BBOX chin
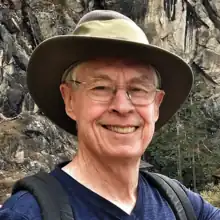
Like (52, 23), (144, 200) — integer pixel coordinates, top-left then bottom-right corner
(104, 144), (144, 159)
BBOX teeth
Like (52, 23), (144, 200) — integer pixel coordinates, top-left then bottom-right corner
(106, 126), (136, 134)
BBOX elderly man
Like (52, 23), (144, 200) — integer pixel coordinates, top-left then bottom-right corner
(0, 10), (220, 220)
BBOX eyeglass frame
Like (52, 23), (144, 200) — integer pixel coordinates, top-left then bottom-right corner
(66, 79), (163, 106)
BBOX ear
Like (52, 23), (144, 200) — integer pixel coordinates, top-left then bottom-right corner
(154, 90), (165, 122)
(60, 83), (77, 120)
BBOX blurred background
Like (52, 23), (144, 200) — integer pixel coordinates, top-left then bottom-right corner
(0, 0), (220, 207)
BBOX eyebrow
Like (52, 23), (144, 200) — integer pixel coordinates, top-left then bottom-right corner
(129, 75), (152, 83)
(87, 73), (152, 83)
(87, 74), (112, 81)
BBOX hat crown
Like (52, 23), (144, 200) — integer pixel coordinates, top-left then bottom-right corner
(76, 10), (135, 27)
(73, 10), (149, 44)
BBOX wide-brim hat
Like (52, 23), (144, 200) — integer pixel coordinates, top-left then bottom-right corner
(27, 10), (193, 135)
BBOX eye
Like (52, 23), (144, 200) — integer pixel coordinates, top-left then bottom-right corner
(130, 87), (144, 92)
(92, 86), (112, 91)
(129, 86), (148, 92)
(94, 86), (107, 90)
(89, 83), (113, 97)
(128, 86), (150, 97)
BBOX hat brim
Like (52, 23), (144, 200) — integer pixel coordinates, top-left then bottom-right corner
(27, 35), (193, 135)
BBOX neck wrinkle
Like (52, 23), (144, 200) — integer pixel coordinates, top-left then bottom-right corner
(62, 147), (140, 214)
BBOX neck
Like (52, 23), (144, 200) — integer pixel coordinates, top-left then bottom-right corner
(62, 146), (141, 214)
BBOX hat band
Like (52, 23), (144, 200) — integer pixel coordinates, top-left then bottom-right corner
(73, 19), (149, 44)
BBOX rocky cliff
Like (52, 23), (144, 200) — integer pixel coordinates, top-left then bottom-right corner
(1, 0), (220, 203)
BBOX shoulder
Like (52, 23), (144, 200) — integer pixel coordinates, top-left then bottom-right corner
(183, 186), (220, 220)
(171, 179), (220, 219)
(0, 190), (42, 220)
(140, 171), (220, 220)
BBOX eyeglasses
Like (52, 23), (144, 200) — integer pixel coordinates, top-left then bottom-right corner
(68, 79), (162, 106)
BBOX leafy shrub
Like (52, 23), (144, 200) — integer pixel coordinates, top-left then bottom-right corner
(201, 184), (220, 208)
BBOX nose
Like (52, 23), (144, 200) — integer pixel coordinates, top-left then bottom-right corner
(108, 89), (135, 115)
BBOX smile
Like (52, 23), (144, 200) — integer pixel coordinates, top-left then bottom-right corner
(102, 125), (138, 134)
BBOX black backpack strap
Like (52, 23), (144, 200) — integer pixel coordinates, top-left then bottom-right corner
(141, 170), (197, 220)
(12, 172), (74, 220)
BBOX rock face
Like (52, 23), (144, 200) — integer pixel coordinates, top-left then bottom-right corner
(0, 112), (77, 202)
(0, 0), (220, 203)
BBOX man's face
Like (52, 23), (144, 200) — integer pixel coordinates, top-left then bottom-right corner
(60, 59), (164, 161)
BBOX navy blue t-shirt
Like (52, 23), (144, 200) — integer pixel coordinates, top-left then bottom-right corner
(0, 167), (220, 220)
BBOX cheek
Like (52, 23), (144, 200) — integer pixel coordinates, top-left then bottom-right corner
(139, 106), (156, 144)
(75, 96), (106, 126)
(140, 106), (156, 124)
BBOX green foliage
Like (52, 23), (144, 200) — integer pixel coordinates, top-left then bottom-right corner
(201, 184), (220, 208)
(146, 74), (220, 191)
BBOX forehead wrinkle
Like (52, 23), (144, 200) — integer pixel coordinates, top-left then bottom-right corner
(133, 65), (159, 87)
(120, 65), (157, 84)
(84, 69), (156, 85)
(76, 63), (114, 81)
(86, 74), (154, 85)
(75, 58), (140, 80)
(128, 75), (154, 84)
(72, 59), (158, 86)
